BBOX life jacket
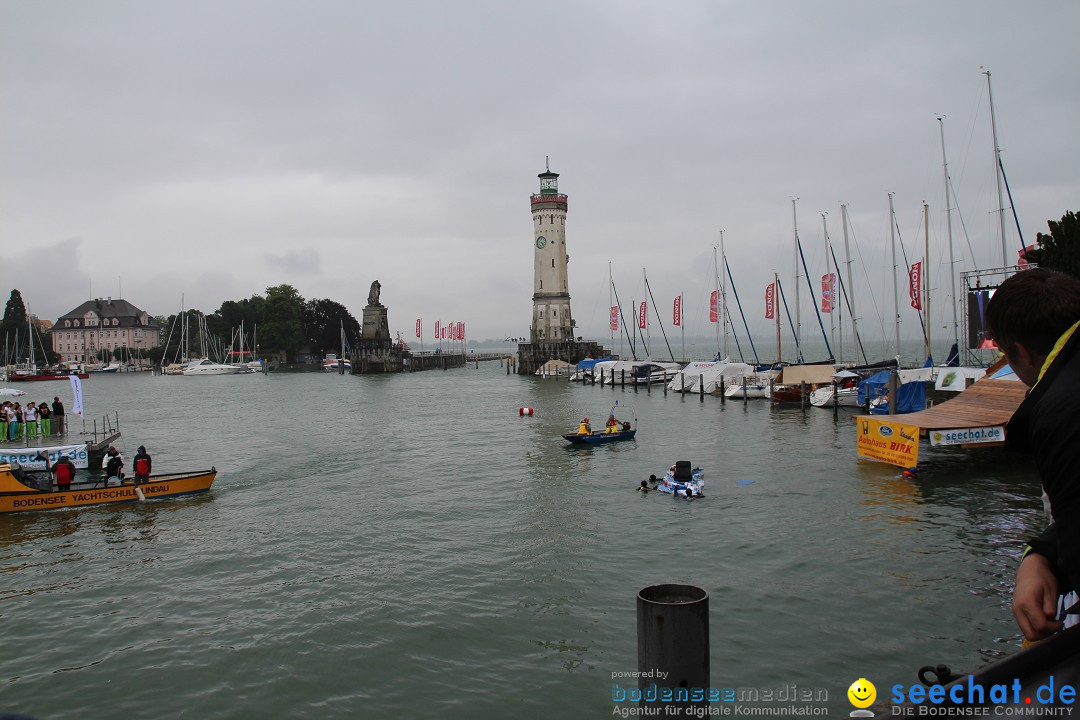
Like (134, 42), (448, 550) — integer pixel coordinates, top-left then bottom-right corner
(135, 457), (150, 475)
(56, 462), (74, 484)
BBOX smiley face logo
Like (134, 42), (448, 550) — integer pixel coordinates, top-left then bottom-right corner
(847, 678), (876, 709)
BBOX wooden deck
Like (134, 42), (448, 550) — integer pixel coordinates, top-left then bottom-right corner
(856, 379), (1028, 430)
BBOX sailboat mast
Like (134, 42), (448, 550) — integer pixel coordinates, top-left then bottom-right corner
(938, 116), (960, 354)
(712, 246), (721, 357)
(984, 69), (1009, 268)
(609, 262), (615, 356)
(924, 201), (931, 359)
(889, 193), (901, 362)
(643, 268), (650, 359)
(841, 203), (864, 364)
(720, 230), (728, 360)
(822, 213), (835, 361)
(792, 199), (801, 362)
(774, 272), (781, 364)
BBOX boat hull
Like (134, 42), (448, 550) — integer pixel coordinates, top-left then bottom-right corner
(0, 468), (217, 513)
(562, 430), (636, 444)
(8, 372), (89, 382)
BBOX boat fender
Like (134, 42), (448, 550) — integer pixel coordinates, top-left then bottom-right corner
(518, 407), (534, 416)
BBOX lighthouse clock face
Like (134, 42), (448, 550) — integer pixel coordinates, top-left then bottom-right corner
(535, 236), (547, 249)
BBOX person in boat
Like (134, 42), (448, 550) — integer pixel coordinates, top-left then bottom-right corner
(133, 446), (153, 484)
(104, 446), (125, 485)
(621, 421), (631, 431)
(605, 414), (618, 433)
(577, 417), (591, 435)
(52, 396), (65, 437)
(53, 455), (76, 492)
(986, 267), (1080, 642)
(37, 399), (51, 437)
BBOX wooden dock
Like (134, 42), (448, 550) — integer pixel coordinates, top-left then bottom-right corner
(856, 378), (1027, 431)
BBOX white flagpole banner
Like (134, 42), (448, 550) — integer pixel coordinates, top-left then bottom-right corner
(69, 374), (84, 417)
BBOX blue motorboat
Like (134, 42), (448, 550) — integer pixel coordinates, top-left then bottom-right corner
(562, 428), (636, 445)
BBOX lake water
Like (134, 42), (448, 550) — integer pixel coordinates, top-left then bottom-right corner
(0, 364), (1044, 718)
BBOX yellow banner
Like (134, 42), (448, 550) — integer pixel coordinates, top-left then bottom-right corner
(857, 418), (920, 468)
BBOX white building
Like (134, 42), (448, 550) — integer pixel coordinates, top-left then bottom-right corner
(530, 164), (575, 342)
(52, 298), (160, 364)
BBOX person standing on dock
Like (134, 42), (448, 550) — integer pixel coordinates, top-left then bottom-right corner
(52, 396), (65, 437)
(0, 402), (8, 440)
(987, 267), (1080, 642)
(24, 402), (37, 439)
(9, 403), (20, 440)
(133, 446), (152, 484)
(37, 400), (51, 437)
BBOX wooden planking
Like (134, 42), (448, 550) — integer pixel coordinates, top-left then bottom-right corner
(856, 379), (1028, 430)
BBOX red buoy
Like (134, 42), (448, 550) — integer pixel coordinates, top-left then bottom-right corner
(519, 407), (534, 416)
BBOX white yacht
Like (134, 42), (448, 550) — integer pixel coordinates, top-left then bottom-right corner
(182, 358), (241, 376)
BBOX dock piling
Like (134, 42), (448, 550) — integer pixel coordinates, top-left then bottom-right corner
(637, 584), (709, 711)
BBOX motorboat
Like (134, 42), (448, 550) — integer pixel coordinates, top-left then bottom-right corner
(0, 463), (217, 513)
(659, 461), (704, 497)
(182, 358), (241, 376)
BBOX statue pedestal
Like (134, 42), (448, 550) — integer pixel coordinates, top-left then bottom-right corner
(362, 305), (390, 342)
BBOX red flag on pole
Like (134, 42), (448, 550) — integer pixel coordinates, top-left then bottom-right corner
(765, 282), (775, 320)
(415, 319), (421, 338)
(673, 296), (682, 327)
(610, 306), (619, 332)
(638, 301), (647, 329)
(434, 320), (440, 339)
(709, 290), (718, 323)
(821, 273), (835, 314)
(909, 262), (923, 310)
(456, 322), (463, 340)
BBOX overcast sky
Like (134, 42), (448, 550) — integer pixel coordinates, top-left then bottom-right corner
(2, 1), (1078, 358)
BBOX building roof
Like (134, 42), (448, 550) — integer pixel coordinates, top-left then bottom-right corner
(56, 298), (159, 328)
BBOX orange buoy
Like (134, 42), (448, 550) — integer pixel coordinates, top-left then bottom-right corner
(519, 407), (534, 416)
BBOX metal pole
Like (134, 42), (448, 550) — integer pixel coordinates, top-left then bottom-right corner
(636, 584), (709, 709)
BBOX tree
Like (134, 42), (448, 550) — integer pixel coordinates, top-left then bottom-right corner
(0, 289), (28, 358)
(1025, 210), (1080, 278)
(302, 299), (361, 358)
(260, 284), (305, 358)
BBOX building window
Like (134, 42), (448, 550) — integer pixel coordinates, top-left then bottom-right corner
(553, 310), (557, 317)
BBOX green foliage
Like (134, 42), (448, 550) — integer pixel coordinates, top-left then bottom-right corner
(1025, 210), (1080, 278)
(302, 299), (361, 357)
(0, 289), (28, 356)
(259, 284), (305, 359)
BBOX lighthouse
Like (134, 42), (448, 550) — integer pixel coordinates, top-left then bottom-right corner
(530, 163), (574, 342)
(517, 161), (607, 375)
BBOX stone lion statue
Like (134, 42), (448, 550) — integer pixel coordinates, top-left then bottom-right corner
(368, 280), (381, 306)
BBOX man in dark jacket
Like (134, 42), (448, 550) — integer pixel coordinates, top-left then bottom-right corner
(104, 446), (124, 485)
(987, 267), (1080, 641)
(52, 396), (65, 437)
(133, 445), (152, 484)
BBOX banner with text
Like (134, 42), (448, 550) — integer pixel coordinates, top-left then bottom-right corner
(638, 302), (647, 330)
(673, 296), (682, 327)
(909, 261), (923, 310)
(929, 427), (1005, 447)
(0, 444), (89, 470)
(857, 418), (920, 468)
(765, 282), (775, 320)
(821, 273), (835, 314)
(610, 306), (619, 332)
(709, 291), (718, 323)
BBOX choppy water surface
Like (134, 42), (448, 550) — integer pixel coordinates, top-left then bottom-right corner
(0, 365), (1044, 718)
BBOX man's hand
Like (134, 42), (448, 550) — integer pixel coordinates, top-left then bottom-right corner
(1012, 553), (1063, 641)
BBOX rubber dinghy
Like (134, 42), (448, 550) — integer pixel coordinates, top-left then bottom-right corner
(659, 461), (704, 497)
